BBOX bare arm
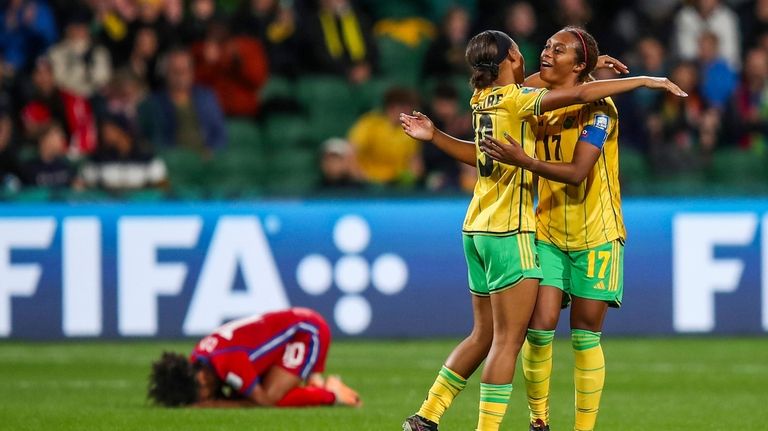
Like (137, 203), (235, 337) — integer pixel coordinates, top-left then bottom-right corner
(400, 112), (476, 166)
(480, 133), (600, 186)
(524, 55), (630, 89)
(539, 76), (686, 113)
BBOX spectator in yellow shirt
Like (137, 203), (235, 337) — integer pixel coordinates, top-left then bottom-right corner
(348, 87), (422, 186)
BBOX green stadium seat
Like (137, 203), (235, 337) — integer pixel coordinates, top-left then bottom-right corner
(422, 75), (473, 112)
(161, 148), (211, 192)
(226, 119), (262, 150)
(264, 148), (320, 195)
(708, 149), (766, 186)
(263, 114), (314, 149)
(10, 187), (52, 202)
(619, 147), (650, 186)
(376, 36), (430, 87)
(124, 189), (166, 202)
(354, 78), (393, 113)
(260, 77), (295, 104)
(293, 77), (364, 140)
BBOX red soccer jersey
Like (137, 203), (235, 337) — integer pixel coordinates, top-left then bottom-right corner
(191, 308), (331, 396)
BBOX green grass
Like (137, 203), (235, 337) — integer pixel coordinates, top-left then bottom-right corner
(0, 338), (767, 430)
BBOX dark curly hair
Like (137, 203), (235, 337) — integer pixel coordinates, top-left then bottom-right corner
(148, 352), (198, 407)
(561, 26), (599, 82)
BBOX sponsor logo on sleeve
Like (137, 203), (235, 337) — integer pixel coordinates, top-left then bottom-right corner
(595, 114), (609, 130)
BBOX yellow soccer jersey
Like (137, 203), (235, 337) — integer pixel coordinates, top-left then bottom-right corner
(463, 84), (548, 235)
(534, 97), (626, 251)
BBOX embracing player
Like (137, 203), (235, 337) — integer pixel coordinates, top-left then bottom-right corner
(400, 29), (685, 431)
(148, 307), (361, 408)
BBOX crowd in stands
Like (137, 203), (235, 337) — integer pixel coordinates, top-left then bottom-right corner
(0, 0), (767, 199)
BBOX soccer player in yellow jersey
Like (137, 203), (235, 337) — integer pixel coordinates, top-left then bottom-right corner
(479, 27), (630, 431)
(400, 30), (685, 431)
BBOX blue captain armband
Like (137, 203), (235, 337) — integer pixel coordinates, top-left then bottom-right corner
(579, 114), (610, 149)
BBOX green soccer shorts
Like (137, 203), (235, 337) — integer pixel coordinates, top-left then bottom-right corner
(462, 232), (543, 296)
(537, 239), (624, 308)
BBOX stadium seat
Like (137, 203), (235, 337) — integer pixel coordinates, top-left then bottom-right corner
(262, 114), (313, 149)
(161, 148), (212, 192)
(354, 78), (393, 113)
(260, 76), (295, 104)
(264, 148), (320, 194)
(294, 77), (360, 139)
(9, 187), (52, 202)
(226, 119), (262, 150)
(707, 148), (766, 186)
(376, 36), (430, 87)
(619, 147), (650, 183)
(422, 75), (473, 111)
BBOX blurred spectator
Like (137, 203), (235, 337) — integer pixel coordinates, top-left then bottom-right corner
(621, 36), (669, 151)
(319, 137), (363, 189)
(0, 0), (57, 73)
(19, 57), (98, 155)
(727, 47), (768, 153)
(421, 6), (470, 80)
(233, 0), (298, 76)
(674, 0), (740, 70)
(632, 37), (669, 109)
(19, 122), (81, 189)
(504, 2), (542, 72)
(697, 31), (737, 110)
(180, 0), (218, 44)
(82, 114), (167, 191)
(647, 61), (718, 169)
(0, 109), (21, 188)
(126, 25), (163, 91)
(140, 48), (226, 153)
(298, 0), (378, 84)
(48, 9), (112, 97)
(553, 0), (592, 29)
(97, 69), (148, 133)
(348, 87), (422, 186)
(739, 0), (768, 52)
(608, 5), (657, 57)
(91, 0), (137, 65)
(131, 0), (177, 50)
(422, 83), (472, 191)
(191, 19), (269, 117)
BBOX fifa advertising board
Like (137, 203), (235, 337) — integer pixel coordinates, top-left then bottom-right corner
(0, 199), (766, 339)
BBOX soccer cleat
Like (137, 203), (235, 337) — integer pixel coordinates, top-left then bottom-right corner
(402, 414), (438, 431)
(529, 418), (550, 431)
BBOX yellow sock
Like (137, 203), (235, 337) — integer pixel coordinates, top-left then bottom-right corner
(522, 329), (555, 425)
(572, 329), (605, 431)
(417, 365), (467, 424)
(476, 383), (512, 431)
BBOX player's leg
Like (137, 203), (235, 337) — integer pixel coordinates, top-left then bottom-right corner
(569, 240), (624, 431)
(523, 241), (570, 430)
(477, 278), (538, 431)
(476, 233), (541, 431)
(405, 235), (493, 431)
(272, 317), (360, 407)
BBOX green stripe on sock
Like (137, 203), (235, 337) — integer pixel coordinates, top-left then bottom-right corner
(527, 329), (555, 346)
(439, 366), (467, 387)
(480, 383), (513, 400)
(571, 329), (601, 351)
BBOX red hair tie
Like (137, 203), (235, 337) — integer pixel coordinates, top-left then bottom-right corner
(573, 30), (588, 64)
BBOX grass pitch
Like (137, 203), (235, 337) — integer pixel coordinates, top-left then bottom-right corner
(0, 338), (766, 430)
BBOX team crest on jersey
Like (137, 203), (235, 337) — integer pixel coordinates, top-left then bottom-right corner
(563, 116), (576, 129)
(594, 114), (609, 130)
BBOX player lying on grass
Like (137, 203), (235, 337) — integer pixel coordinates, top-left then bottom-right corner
(148, 307), (361, 408)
